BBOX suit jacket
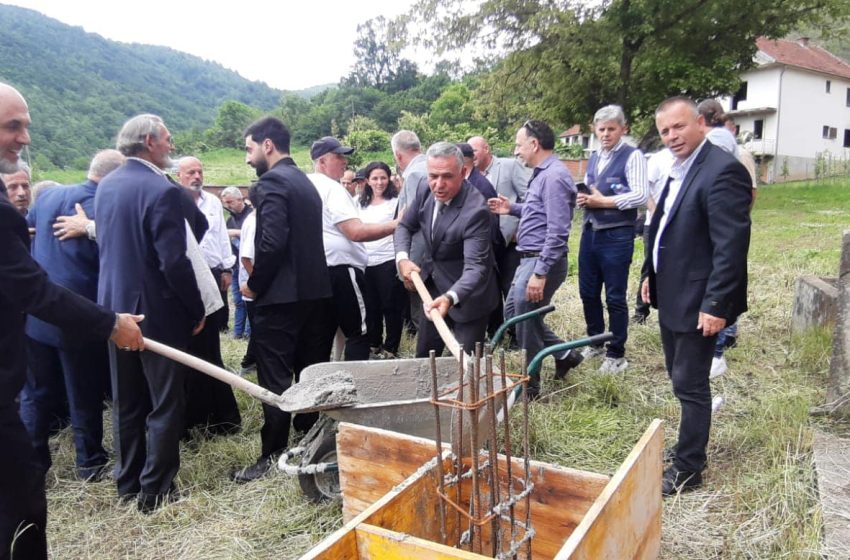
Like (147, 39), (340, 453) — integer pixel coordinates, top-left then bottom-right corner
(645, 142), (751, 332)
(25, 180), (103, 348)
(395, 180), (499, 323)
(95, 159), (205, 348)
(0, 195), (114, 405)
(484, 157), (532, 244)
(246, 158), (331, 306)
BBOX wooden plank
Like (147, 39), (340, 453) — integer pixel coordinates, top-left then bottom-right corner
(356, 524), (484, 560)
(297, 528), (359, 560)
(336, 423), (612, 558)
(554, 419), (664, 560)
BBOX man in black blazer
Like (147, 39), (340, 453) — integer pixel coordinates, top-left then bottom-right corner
(235, 117), (332, 483)
(396, 142), (499, 357)
(0, 82), (144, 560)
(641, 97), (751, 495)
(96, 114), (206, 513)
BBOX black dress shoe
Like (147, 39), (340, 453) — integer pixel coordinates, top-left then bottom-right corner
(661, 466), (703, 496)
(231, 456), (273, 484)
(137, 484), (180, 514)
(554, 350), (583, 380)
(631, 312), (648, 325)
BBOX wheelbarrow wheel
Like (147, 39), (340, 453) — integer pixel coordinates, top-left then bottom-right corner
(298, 434), (340, 503)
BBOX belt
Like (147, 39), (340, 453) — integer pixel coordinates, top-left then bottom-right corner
(518, 251), (540, 259)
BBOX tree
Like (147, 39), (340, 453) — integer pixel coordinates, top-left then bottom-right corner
(205, 100), (260, 149)
(408, 0), (850, 131)
(345, 15), (419, 91)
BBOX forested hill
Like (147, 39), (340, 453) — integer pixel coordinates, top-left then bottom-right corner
(0, 4), (283, 168)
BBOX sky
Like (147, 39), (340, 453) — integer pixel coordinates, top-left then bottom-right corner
(4, 0), (423, 90)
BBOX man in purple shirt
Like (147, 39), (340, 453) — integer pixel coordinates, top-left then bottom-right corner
(489, 120), (582, 397)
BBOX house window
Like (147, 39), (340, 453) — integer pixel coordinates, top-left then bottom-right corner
(753, 119), (763, 140)
(844, 129), (850, 148)
(826, 80), (832, 93)
(823, 126), (837, 140)
(846, 88), (850, 107)
(732, 81), (748, 110)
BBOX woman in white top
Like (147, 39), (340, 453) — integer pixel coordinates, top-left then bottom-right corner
(359, 161), (405, 358)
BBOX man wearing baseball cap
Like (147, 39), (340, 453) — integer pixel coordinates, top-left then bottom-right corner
(308, 136), (399, 361)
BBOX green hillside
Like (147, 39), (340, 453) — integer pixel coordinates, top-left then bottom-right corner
(0, 4), (284, 168)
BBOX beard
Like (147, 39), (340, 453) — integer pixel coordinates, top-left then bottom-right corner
(253, 159), (269, 178)
(0, 157), (21, 174)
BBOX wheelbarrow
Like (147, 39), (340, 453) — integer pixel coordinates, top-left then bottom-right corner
(277, 275), (613, 502)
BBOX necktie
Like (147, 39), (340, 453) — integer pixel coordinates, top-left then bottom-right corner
(431, 201), (446, 240)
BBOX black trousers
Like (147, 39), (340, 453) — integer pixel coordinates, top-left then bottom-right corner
(414, 280), (490, 358)
(318, 265), (370, 361)
(20, 338), (110, 477)
(184, 312), (241, 435)
(252, 299), (328, 458)
(363, 260), (406, 354)
(0, 404), (47, 560)
(659, 325), (716, 474)
(110, 345), (186, 498)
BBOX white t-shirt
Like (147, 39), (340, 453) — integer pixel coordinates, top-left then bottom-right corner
(706, 127), (738, 157)
(359, 198), (398, 267)
(239, 212), (256, 302)
(308, 173), (368, 271)
(644, 149), (675, 225)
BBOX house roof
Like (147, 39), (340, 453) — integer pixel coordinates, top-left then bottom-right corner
(559, 125), (582, 138)
(756, 37), (850, 80)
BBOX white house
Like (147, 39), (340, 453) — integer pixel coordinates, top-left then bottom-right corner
(720, 37), (850, 182)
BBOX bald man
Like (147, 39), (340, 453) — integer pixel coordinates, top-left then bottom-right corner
(176, 156), (241, 436)
(0, 82), (144, 558)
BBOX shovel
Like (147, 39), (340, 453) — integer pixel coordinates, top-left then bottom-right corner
(142, 338), (358, 413)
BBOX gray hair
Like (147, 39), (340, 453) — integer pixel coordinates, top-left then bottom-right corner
(88, 149), (125, 181)
(116, 114), (165, 157)
(426, 141), (463, 170)
(593, 105), (626, 126)
(220, 186), (243, 199)
(391, 130), (421, 154)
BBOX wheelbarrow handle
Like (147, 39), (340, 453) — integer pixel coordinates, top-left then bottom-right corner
(409, 270), (462, 360)
(527, 332), (614, 379)
(490, 304), (556, 347)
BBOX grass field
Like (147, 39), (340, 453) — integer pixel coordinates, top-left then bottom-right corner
(42, 177), (850, 559)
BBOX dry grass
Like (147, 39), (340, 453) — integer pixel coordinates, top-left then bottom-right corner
(44, 179), (850, 558)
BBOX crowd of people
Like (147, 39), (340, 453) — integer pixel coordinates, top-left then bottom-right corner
(0, 77), (754, 559)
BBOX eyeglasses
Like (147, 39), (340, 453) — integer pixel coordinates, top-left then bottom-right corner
(522, 120), (542, 141)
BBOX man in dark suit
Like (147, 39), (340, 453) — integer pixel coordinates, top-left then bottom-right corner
(0, 82), (144, 560)
(396, 142), (499, 357)
(96, 114), (206, 513)
(235, 117), (332, 483)
(21, 149), (125, 481)
(641, 97), (751, 496)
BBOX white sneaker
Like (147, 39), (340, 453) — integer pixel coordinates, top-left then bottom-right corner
(710, 356), (727, 379)
(599, 357), (628, 374)
(581, 346), (606, 360)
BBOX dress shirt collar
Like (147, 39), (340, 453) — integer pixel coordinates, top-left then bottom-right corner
(670, 139), (706, 182)
(127, 157), (166, 176)
(599, 139), (626, 158)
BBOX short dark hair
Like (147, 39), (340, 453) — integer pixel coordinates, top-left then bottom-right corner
(360, 161), (397, 208)
(697, 99), (725, 128)
(522, 120), (555, 150)
(244, 116), (291, 154)
(655, 96), (698, 117)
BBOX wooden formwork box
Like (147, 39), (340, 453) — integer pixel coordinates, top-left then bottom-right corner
(300, 419), (664, 559)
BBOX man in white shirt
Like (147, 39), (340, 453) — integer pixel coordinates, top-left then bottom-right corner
(175, 156), (240, 435)
(308, 137), (398, 361)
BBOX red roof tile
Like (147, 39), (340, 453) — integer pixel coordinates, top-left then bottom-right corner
(559, 124), (582, 137)
(756, 37), (850, 80)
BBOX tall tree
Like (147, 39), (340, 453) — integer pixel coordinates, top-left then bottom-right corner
(409, 0), (849, 129)
(345, 16), (419, 91)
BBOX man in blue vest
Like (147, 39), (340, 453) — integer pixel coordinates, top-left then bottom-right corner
(577, 105), (648, 373)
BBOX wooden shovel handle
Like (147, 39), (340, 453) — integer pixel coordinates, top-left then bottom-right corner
(142, 337), (283, 408)
(409, 270), (462, 360)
